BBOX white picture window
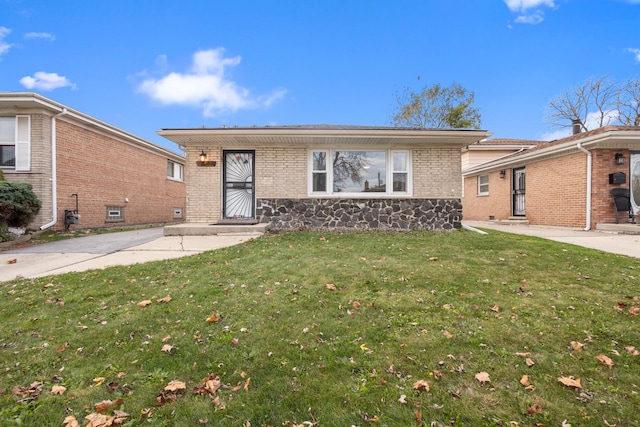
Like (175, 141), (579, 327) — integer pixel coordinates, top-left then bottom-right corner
(167, 160), (184, 181)
(309, 149), (411, 196)
(478, 175), (489, 195)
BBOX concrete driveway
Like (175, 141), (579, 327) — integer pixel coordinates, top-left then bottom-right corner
(0, 228), (261, 282)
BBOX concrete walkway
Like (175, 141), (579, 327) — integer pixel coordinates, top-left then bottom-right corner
(463, 221), (640, 258)
(0, 228), (262, 282)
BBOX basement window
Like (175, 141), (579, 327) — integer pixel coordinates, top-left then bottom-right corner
(106, 206), (124, 222)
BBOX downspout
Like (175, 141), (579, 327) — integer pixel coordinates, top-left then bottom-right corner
(577, 143), (592, 231)
(40, 108), (68, 230)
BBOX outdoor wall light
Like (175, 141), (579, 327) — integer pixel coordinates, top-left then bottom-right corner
(615, 152), (625, 165)
(499, 170), (506, 179)
(196, 150), (216, 167)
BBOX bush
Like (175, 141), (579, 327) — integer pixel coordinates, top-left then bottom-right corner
(0, 182), (42, 228)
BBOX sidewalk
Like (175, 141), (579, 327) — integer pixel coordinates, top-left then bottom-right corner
(0, 230), (261, 282)
(463, 221), (640, 258)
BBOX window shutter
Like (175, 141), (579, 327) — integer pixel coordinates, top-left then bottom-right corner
(15, 115), (30, 171)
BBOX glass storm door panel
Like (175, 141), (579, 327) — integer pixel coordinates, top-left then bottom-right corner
(631, 152), (640, 215)
(512, 167), (526, 216)
(223, 150), (255, 219)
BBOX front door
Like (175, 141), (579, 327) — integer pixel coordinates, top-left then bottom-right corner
(223, 150), (255, 219)
(631, 152), (640, 216)
(512, 167), (526, 216)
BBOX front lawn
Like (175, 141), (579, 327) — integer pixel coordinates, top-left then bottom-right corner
(1, 230), (638, 426)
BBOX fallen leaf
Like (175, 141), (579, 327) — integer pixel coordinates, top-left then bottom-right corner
(85, 413), (111, 427)
(92, 377), (106, 386)
(561, 420), (572, 427)
(136, 300), (152, 307)
(596, 354), (614, 369)
(629, 306), (640, 316)
(526, 403), (543, 414)
(162, 335), (171, 343)
(7, 258), (17, 264)
(206, 313), (220, 323)
(243, 377), (250, 392)
(570, 341), (585, 351)
(164, 380), (186, 392)
(489, 305), (499, 312)
(113, 410), (130, 425)
(557, 376), (582, 388)
(414, 410), (423, 426)
(95, 398), (123, 413)
(428, 256), (438, 261)
(156, 295), (171, 303)
(51, 385), (67, 395)
(412, 379), (430, 392)
(624, 345), (640, 356)
(525, 357), (535, 367)
(398, 394), (407, 404)
(475, 372), (491, 383)
(63, 415), (79, 427)
(515, 352), (531, 358)
(325, 283), (337, 291)
(520, 375), (530, 387)
(352, 301), (361, 309)
(443, 330), (453, 339)
(161, 344), (175, 353)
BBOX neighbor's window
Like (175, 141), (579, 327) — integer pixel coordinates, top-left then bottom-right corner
(0, 116), (30, 170)
(106, 206), (124, 222)
(309, 149), (411, 196)
(167, 160), (184, 181)
(478, 175), (489, 195)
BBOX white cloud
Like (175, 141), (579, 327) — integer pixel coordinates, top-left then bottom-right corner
(137, 48), (286, 117)
(0, 26), (12, 58)
(515, 11), (545, 24)
(505, 0), (555, 25)
(19, 71), (77, 91)
(628, 48), (640, 62)
(504, 0), (555, 12)
(25, 32), (55, 41)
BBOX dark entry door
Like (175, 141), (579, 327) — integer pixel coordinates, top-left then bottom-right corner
(223, 150), (255, 219)
(512, 167), (526, 216)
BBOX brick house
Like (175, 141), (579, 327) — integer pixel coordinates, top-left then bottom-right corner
(462, 126), (640, 229)
(158, 125), (490, 231)
(1, 92), (186, 231)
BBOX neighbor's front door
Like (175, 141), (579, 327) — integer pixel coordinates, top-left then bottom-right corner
(223, 150), (255, 219)
(512, 167), (526, 216)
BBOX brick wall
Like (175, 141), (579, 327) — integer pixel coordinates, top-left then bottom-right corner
(462, 170), (512, 221)
(54, 120), (185, 230)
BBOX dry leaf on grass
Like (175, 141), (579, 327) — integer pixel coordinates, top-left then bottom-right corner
(489, 305), (499, 312)
(164, 380), (186, 392)
(156, 295), (171, 303)
(570, 341), (585, 351)
(161, 344), (175, 353)
(520, 375), (530, 387)
(443, 330), (453, 339)
(596, 354), (614, 369)
(475, 372), (491, 383)
(95, 398), (123, 413)
(624, 345), (640, 356)
(325, 283), (337, 291)
(557, 376), (582, 388)
(525, 357), (535, 367)
(412, 379), (430, 392)
(136, 300), (152, 307)
(63, 415), (79, 427)
(51, 385), (67, 395)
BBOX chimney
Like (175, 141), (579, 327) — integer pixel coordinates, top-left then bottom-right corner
(571, 119), (582, 135)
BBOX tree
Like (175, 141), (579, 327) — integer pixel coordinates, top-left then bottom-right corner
(390, 81), (481, 129)
(546, 76), (640, 131)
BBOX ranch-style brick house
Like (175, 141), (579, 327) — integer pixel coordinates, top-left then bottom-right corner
(158, 125), (491, 231)
(462, 125), (640, 230)
(0, 92), (186, 231)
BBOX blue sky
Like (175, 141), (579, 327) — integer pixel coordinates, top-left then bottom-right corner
(1, 0), (639, 153)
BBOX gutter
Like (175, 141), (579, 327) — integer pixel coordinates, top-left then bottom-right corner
(576, 143), (592, 231)
(40, 108), (68, 230)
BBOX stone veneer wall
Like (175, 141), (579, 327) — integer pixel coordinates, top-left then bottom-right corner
(257, 198), (463, 231)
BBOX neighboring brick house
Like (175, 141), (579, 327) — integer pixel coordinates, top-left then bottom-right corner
(158, 125), (490, 231)
(462, 126), (640, 229)
(0, 92), (186, 231)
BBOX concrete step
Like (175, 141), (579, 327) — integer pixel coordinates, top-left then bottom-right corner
(164, 223), (268, 236)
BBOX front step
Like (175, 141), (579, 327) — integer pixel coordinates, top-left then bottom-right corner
(164, 223), (269, 236)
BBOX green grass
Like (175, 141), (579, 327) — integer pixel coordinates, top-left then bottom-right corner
(1, 229), (639, 426)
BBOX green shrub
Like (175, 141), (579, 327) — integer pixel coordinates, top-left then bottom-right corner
(0, 181), (42, 228)
(0, 169), (5, 181)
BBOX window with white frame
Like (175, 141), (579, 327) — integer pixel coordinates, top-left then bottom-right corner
(309, 149), (411, 196)
(0, 116), (30, 170)
(106, 206), (124, 222)
(478, 175), (489, 195)
(167, 160), (184, 181)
